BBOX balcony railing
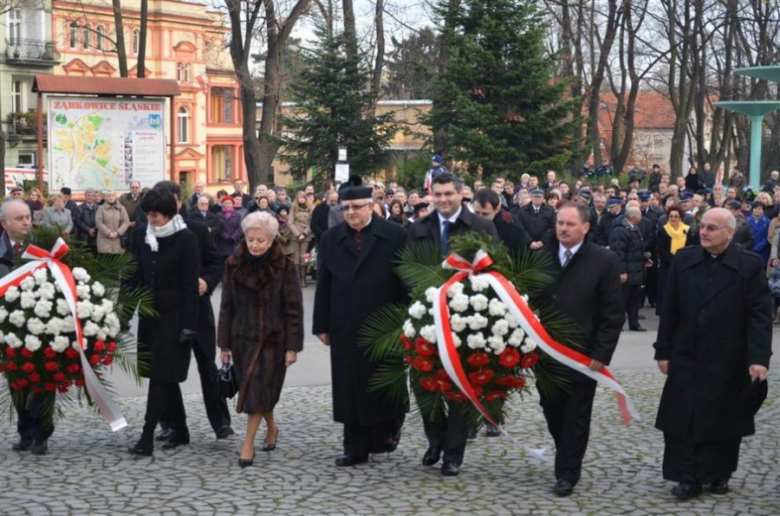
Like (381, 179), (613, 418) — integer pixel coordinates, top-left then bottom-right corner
(6, 111), (47, 137)
(5, 39), (60, 64)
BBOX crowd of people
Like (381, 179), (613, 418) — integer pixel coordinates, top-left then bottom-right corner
(1, 155), (773, 502)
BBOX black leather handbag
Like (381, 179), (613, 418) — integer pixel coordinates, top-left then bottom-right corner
(218, 363), (238, 399)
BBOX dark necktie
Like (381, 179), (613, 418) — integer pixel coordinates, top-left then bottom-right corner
(441, 220), (450, 256)
(13, 242), (21, 257)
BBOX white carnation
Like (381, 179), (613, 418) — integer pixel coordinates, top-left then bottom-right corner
(403, 319), (417, 338)
(425, 287), (438, 304)
(0, 307), (7, 323)
(26, 318), (45, 335)
(9, 310), (26, 328)
(450, 314), (468, 333)
(72, 267), (90, 282)
(491, 319), (510, 337)
(33, 268), (48, 286)
(520, 338), (538, 354)
(419, 325), (437, 344)
(51, 336), (70, 353)
(467, 314), (489, 331)
(90, 305), (106, 322)
(101, 300), (114, 314)
(83, 321), (99, 337)
(76, 300), (93, 319)
(97, 328), (109, 341)
(508, 328), (526, 347)
(24, 335), (42, 352)
(76, 284), (91, 300)
(488, 298), (508, 317)
(488, 336), (507, 355)
(56, 298), (71, 316)
(446, 281), (464, 299)
(20, 291), (37, 309)
(5, 333), (22, 348)
(33, 299), (53, 318)
(4, 286), (20, 302)
(469, 275), (489, 292)
(39, 283), (56, 300)
(20, 277), (35, 291)
(521, 294), (530, 305)
(469, 294), (489, 312)
(91, 282), (106, 297)
(45, 317), (63, 336)
(448, 293), (470, 313)
(504, 313), (519, 329)
(62, 316), (76, 333)
(408, 301), (428, 320)
(452, 334), (462, 348)
(466, 332), (486, 349)
(104, 313), (120, 337)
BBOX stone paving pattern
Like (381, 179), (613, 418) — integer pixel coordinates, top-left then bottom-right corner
(1, 369), (779, 515)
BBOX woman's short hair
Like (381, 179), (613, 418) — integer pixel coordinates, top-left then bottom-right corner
(666, 206), (685, 219)
(141, 187), (178, 218)
(241, 211), (279, 238)
(752, 200), (765, 210)
(52, 193), (65, 202)
(103, 189), (116, 197)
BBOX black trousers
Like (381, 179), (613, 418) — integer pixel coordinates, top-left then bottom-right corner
(14, 391), (55, 442)
(663, 432), (742, 484)
(422, 408), (469, 466)
(343, 415), (405, 457)
(143, 381), (186, 445)
(623, 284), (641, 329)
(160, 336), (230, 434)
(539, 379), (598, 486)
(644, 263), (658, 305)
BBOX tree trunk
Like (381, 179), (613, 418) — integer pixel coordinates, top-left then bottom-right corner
(343, 0), (358, 60)
(369, 0), (385, 114)
(112, 0), (128, 77)
(137, 0), (147, 78)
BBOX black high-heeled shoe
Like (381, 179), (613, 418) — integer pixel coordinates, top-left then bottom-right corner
(262, 428), (279, 452)
(127, 440), (153, 457)
(238, 449), (255, 468)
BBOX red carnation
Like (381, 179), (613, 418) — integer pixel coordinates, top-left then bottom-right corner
(5, 348), (16, 358)
(496, 375), (526, 389)
(108, 342), (117, 352)
(467, 352), (490, 367)
(6, 361), (18, 372)
(75, 378), (85, 387)
(44, 361), (58, 372)
(22, 362), (35, 374)
(468, 369), (494, 386)
(400, 335), (412, 351)
(28, 373), (41, 383)
(103, 355), (114, 366)
(520, 352), (539, 369)
(415, 338), (436, 357)
(436, 369), (450, 381)
(16, 379), (28, 389)
(20, 348), (32, 358)
(404, 355), (414, 365)
(446, 391), (466, 402)
(498, 348), (521, 368)
(434, 377), (452, 392)
(31, 386), (43, 394)
(43, 347), (57, 359)
(44, 383), (57, 392)
(52, 372), (66, 382)
(57, 385), (70, 394)
(65, 347), (79, 360)
(89, 354), (101, 366)
(94, 340), (106, 352)
(67, 364), (80, 374)
(419, 378), (438, 392)
(412, 356), (434, 372)
(485, 391), (508, 402)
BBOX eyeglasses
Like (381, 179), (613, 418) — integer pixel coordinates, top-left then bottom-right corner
(341, 202), (370, 212)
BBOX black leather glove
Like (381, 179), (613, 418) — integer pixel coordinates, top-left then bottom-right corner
(179, 329), (197, 346)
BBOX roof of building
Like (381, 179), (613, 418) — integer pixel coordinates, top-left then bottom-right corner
(596, 91), (676, 130)
(33, 75), (180, 97)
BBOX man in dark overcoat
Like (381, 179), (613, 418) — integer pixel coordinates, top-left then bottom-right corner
(654, 207), (772, 500)
(609, 206), (648, 332)
(542, 202), (625, 497)
(408, 173), (498, 477)
(313, 176), (409, 467)
(133, 181), (232, 442)
(639, 190), (663, 306)
(517, 188), (554, 251)
(473, 188), (530, 256)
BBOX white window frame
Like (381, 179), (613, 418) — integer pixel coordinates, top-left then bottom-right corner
(11, 80), (23, 113)
(83, 24), (90, 49)
(177, 106), (190, 144)
(8, 9), (22, 45)
(18, 152), (36, 166)
(132, 29), (139, 55)
(69, 21), (78, 49)
(184, 63), (190, 82)
(96, 25), (104, 50)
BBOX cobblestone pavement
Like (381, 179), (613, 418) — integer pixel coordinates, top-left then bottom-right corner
(1, 369), (779, 516)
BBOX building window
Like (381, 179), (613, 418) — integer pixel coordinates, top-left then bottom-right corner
(212, 146), (232, 182)
(18, 152), (36, 166)
(211, 88), (234, 124)
(11, 81), (23, 112)
(177, 107), (190, 144)
(177, 63), (183, 81)
(83, 24), (91, 49)
(9, 9), (22, 45)
(96, 25), (104, 50)
(184, 63), (190, 82)
(70, 22), (78, 48)
(132, 29), (139, 54)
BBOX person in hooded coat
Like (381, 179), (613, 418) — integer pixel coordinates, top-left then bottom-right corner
(313, 176), (409, 467)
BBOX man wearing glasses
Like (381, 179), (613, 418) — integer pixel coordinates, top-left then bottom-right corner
(313, 175), (410, 468)
(654, 208), (772, 500)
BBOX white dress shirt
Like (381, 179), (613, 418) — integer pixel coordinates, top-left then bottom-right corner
(558, 240), (584, 267)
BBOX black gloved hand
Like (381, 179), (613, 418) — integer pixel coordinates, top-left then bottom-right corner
(179, 329), (197, 346)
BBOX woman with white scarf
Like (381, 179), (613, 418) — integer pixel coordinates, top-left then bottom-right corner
(127, 187), (200, 456)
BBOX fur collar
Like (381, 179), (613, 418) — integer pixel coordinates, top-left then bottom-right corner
(227, 239), (289, 290)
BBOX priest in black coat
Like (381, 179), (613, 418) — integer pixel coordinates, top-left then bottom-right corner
(313, 176), (409, 467)
(407, 173), (499, 477)
(654, 208), (772, 500)
(541, 202), (625, 497)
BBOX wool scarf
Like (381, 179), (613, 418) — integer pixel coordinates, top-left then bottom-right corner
(664, 222), (689, 255)
(145, 214), (188, 252)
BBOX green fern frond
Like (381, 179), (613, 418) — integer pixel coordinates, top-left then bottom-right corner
(359, 305), (408, 362)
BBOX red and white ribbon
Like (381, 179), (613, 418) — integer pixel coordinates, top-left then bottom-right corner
(432, 251), (640, 431)
(0, 239), (127, 431)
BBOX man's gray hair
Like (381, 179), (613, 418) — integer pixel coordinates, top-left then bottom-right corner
(0, 199), (31, 222)
(626, 206), (642, 220)
(725, 211), (737, 230)
(241, 211), (279, 239)
(84, 188), (96, 195)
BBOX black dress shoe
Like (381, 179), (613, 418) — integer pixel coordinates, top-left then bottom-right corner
(238, 450), (255, 468)
(30, 439), (48, 456)
(262, 428), (279, 452)
(440, 461), (460, 476)
(421, 446), (442, 466)
(671, 481), (702, 500)
(486, 424), (502, 437)
(216, 426), (235, 440)
(629, 326), (647, 332)
(709, 479), (730, 495)
(155, 428), (172, 441)
(335, 454), (368, 467)
(162, 429), (191, 450)
(553, 479), (574, 497)
(12, 439), (33, 452)
(127, 441), (153, 457)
